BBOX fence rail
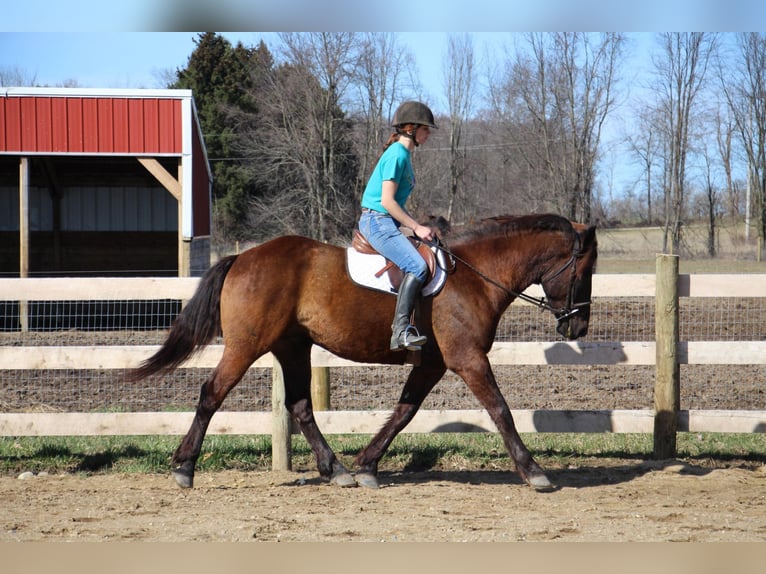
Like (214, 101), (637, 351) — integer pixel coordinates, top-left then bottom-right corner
(2, 259), (766, 463)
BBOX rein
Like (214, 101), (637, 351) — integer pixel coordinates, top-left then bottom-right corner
(424, 234), (590, 322)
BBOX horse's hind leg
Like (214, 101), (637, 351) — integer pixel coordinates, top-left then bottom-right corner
(272, 343), (356, 487)
(171, 346), (255, 488)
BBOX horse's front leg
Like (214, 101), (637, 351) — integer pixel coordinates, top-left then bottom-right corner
(354, 364), (445, 488)
(453, 355), (554, 492)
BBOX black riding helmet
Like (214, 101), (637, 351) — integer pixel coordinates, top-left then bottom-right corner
(392, 101), (437, 146)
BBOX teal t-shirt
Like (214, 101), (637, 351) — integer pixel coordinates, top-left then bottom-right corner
(361, 142), (415, 213)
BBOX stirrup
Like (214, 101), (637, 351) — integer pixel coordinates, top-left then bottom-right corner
(391, 325), (427, 352)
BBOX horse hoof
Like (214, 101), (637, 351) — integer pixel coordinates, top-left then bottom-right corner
(330, 470), (358, 488)
(527, 474), (555, 492)
(354, 472), (379, 489)
(171, 469), (194, 489)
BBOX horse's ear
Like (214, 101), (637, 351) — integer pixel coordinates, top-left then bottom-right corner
(571, 221), (597, 250)
(581, 225), (597, 251)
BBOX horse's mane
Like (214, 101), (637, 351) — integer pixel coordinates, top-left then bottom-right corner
(447, 213), (574, 245)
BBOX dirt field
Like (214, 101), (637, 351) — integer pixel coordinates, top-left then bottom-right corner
(2, 457), (765, 542)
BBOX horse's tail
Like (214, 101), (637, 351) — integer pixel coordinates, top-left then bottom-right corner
(126, 255), (238, 382)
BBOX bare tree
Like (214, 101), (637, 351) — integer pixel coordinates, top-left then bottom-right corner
(700, 134), (719, 257)
(652, 32), (718, 254)
(0, 67), (38, 87)
(494, 33), (624, 222)
(719, 32), (766, 261)
(351, 33), (420, 196)
(443, 33), (477, 222)
(625, 106), (663, 224)
(237, 33), (361, 243)
(281, 33), (361, 242)
(714, 105), (741, 224)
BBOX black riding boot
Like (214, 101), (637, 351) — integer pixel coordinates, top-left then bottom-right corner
(390, 273), (427, 351)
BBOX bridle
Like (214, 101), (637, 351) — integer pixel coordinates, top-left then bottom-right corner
(539, 232), (592, 323)
(425, 233), (591, 323)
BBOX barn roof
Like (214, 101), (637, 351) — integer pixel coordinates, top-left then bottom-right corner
(1, 87), (204, 159)
(0, 87), (212, 241)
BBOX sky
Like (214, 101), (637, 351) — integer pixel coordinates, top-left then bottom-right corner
(0, 32), (510, 99)
(0, 2), (762, 196)
(0, 30), (657, 195)
(2, 0), (764, 33)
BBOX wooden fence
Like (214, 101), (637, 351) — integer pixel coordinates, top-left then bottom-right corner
(1, 254), (766, 466)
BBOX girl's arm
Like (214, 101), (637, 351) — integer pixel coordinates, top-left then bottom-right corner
(380, 180), (433, 241)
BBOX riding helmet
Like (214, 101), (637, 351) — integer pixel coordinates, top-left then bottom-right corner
(392, 101), (438, 129)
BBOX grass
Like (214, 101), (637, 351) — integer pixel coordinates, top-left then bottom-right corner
(597, 222), (766, 274)
(1, 432), (764, 477)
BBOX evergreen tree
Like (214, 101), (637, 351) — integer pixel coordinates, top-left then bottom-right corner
(172, 33), (273, 243)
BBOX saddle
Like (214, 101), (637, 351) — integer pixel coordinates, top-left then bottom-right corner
(351, 229), (436, 292)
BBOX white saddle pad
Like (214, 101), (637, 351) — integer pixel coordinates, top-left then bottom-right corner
(346, 247), (447, 297)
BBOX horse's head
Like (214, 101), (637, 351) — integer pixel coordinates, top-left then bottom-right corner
(539, 222), (598, 340)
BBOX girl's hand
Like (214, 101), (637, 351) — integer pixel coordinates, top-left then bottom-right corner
(413, 224), (434, 242)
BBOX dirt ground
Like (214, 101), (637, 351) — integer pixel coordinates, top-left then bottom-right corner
(2, 459), (765, 542)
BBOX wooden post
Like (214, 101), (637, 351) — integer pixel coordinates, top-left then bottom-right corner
(177, 159), (190, 277)
(19, 158), (29, 331)
(311, 367), (330, 411)
(654, 254), (680, 459)
(271, 356), (292, 471)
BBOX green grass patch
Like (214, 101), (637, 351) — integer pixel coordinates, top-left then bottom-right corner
(1, 432), (764, 477)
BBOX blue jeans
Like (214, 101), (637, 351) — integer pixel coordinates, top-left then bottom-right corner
(359, 211), (428, 283)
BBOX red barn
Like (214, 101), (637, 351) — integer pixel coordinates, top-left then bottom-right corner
(0, 87), (212, 277)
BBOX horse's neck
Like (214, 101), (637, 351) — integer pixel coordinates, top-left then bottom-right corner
(455, 233), (550, 301)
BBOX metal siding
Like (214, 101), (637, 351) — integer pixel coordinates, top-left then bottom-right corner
(61, 187), (75, 231)
(51, 98), (69, 152)
(122, 188), (137, 229)
(112, 99), (130, 153)
(0, 187), (16, 230)
(192, 118), (211, 236)
(128, 99), (145, 151)
(142, 98), (159, 152)
(97, 99), (113, 153)
(66, 98), (83, 152)
(95, 187), (111, 231)
(174, 100), (182, 152)
(84, 188), (97, 231)
(2, 94), (185, 154)
(0, 98), (4, 149)
(151, 187), (164, 229)
(35, 98), (53, 151)
(138, 188), (152, 231)
(30, 186), (53, 231)
(82, 98), (99, 151)
(157, 99), (178, 153)
(20, 98), (37, 150)
(7, 99), (22, 149)
(0, 187), (60, 231)
(109, 187), (122, 229)
(84, 189), (95, 230)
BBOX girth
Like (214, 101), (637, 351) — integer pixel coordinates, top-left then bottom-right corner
(351, 229), (436, 291)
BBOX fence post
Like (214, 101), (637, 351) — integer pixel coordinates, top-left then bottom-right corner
(271, 356), (292, 471)
(19, 158), (29, 331)
(654, 254), (680, 459)
(311, 367), (330, 411)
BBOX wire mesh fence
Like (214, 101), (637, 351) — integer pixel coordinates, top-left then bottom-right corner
(1, 293), (764, 413)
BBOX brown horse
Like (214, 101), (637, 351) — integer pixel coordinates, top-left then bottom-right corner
(128, 213), (597, 492)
